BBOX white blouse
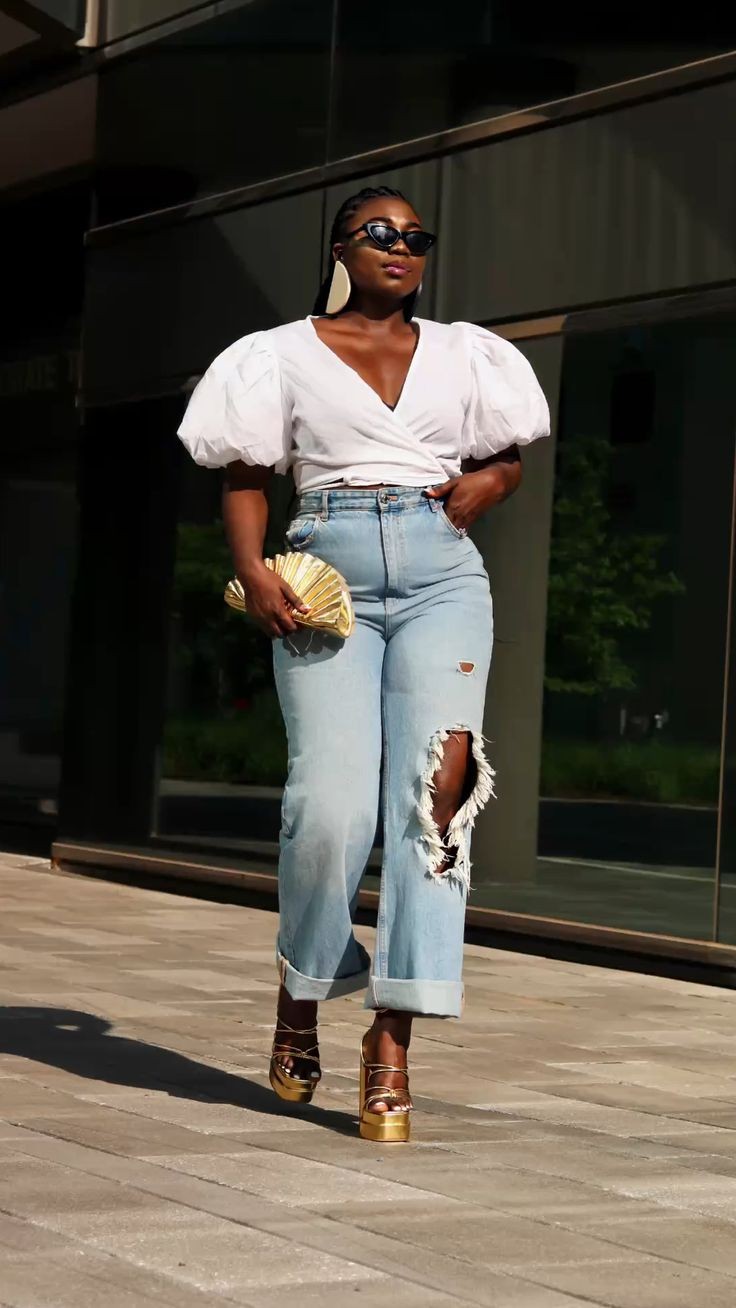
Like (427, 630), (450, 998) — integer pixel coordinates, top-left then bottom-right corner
(177, 316), (550, 492)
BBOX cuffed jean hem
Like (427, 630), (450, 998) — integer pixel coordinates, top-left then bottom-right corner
(364, 976), (464, 1018)
(277, 948), (371, 1001)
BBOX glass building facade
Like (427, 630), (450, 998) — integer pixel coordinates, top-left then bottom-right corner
(4, 0), (736, 966)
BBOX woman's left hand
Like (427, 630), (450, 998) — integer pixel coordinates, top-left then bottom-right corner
(425, 449), (522, 533)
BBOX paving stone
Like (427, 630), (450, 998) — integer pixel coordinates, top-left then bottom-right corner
(74, 1088), (292, 1134)
(141, 1148), (451, 1208)
(0, 1260), (143, 1308)
(244, 1282), (591, 1308)
(242, 1281), (464, 1307)
(130, 968), (270, 993)
(41, 1204), (377, 1292)
(1, 1132), (620, 1306)
(520, 1257), (736, 1308)
(567, 1214), (736, 1274)
(0, 1211), (73, 1255)
(1, 1110), (273, 1156)
(0, 1247), (232, 1307)
(4, 851), (736, 1308)
(21, 927), (152, 948)
(0, 1153), (168, 1223)
(335, 1206), (654, 1270)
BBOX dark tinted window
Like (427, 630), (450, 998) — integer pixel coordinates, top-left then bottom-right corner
(95, 0), (333, 224)
(333, 1), (736, 157)
(94, 0), (736, 224)
(0, 184), (86, 828)
(475, 311), (736, 939)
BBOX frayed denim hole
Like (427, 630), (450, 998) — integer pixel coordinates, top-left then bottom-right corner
(417, 727), (496, 893)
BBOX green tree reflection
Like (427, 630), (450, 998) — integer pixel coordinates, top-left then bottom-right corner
(545, 437), (683, 697)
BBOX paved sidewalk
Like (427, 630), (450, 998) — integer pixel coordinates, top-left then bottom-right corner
(3, 854), (736, 1306)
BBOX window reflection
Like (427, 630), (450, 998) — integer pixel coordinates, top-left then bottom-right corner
(93, 1), (736, 226)
(0, 184), (84, 831)
(0, 439), (78, 829)
(482, 312), (736, 938)
(155, 457), (293, 850)
(95, 0), (333, 225)
(332, 2), (736, 159)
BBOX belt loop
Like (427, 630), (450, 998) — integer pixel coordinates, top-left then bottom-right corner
(321, 489), (329, 520)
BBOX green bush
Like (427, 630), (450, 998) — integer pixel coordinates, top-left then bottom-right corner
(162, 691), (287, 786)
(545, 438), (683, 696)
(541, 739), (719, 806)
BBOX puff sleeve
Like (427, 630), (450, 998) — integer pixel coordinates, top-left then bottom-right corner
(177, 331), (292, 472)
(455, 322), (550, 461)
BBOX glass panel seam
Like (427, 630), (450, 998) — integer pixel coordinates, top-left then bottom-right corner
(713, 435), (736, 940)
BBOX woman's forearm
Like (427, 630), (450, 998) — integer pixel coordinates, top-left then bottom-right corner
(462, 446), (522, 506)
(431, 445), (523, 532)
(222, 460), (273, 580)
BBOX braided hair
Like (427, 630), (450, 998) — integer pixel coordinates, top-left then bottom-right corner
(312, 186), (421, 322)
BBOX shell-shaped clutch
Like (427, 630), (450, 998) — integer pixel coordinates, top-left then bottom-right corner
(224, 552), (354, 639)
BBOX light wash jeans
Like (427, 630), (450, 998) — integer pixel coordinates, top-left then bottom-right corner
(272, 486), (494, 1018)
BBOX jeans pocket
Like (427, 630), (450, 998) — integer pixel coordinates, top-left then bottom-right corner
(284, 515), (321, 551)
(436, 503), (467, 540)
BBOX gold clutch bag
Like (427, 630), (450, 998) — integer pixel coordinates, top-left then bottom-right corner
(224, 552), (354, 639)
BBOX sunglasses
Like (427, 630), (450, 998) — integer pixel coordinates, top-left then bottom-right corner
(345, 220), (437, 257)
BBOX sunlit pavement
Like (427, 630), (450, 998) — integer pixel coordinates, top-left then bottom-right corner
(3, 851), (736, 1306)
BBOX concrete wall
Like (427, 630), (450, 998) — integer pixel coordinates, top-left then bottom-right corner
(471, 336), (562, 886)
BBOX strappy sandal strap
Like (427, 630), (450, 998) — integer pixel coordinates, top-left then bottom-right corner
(362, 1061), (409, 1078)
(273, 1044), (320, 1065)
(364, 1085), (412, 1111)
(274, 1020), (318, 1036)
(272, 1020), (321, 1070)
(363, 1057), (411, 1110)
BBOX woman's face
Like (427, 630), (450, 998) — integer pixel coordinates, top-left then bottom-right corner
(333, 198), (426, 306)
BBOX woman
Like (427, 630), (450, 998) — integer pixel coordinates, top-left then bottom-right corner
(178, 185), (550, 1142)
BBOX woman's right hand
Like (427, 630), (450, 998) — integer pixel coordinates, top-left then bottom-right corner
(238, 561), (311, 638)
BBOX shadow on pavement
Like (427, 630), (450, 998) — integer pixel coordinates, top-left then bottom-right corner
(0, 1006), (357, 1137)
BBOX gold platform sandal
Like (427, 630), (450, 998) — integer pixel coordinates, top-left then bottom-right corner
(269, 1021), (321, 1104)
(359, 1032), (412, 1143)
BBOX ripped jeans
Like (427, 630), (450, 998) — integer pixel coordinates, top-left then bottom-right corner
(272, 486), (494, 1018)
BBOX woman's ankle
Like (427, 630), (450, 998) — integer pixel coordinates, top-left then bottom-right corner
(277, 985), (318, 1027)
(364, 1010), (413, 1113)
(272, 987), (320, 1081)
(369, 1008), (413, 1052)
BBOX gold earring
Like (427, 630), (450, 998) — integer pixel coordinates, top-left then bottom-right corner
(325, 259), (351, 315)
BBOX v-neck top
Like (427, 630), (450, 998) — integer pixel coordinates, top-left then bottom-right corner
(177, 316), (550, 492)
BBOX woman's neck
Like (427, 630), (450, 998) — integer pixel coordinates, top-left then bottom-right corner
(341, 302), (412, 333)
